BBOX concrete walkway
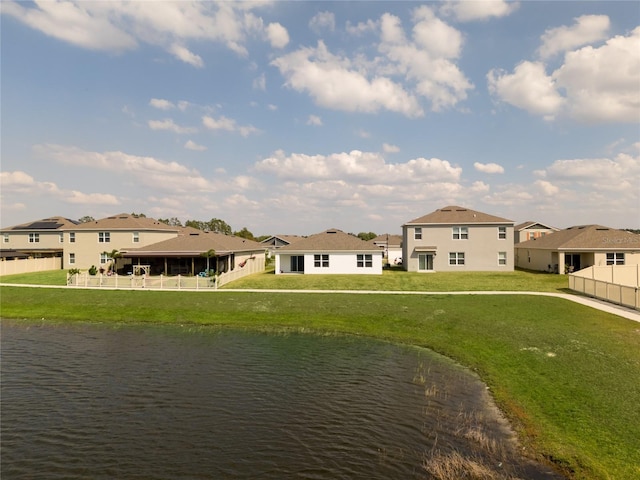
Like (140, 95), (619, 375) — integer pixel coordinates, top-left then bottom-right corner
(2, 283), (639, 323)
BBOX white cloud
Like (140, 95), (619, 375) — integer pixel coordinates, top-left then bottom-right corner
(202, 115), (260, 137)
(184, 140), (207, 151)
(309, 11), (336, 33)
(383, 143), (400, 153)
(149, 98), (175, 110)
(266, 22), (289, 49)
(474, 162), (505, 174)
(254, 149), (462, 185)
(272, 41), (423, 118)
(66, 191), (121, 205)
(538, 15), (610, 60)
(169, 44), (203, 68)
(148, 118), (197, 134)
(487, 61), (565, 119)
(488, 26), (639, 123)
(306, 115), (323, 126)
(346, 19), (378, 36)
(534, 180), (560, 196)
(253, 73), (266, 91)
(3, 1), (288, 67)
(439, 0), (519, 22)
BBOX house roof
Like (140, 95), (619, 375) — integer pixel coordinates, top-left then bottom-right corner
(405, 206), (513, 225)
(514, 221), (559, 231)
(260, 234), (303, 246)
(515, 225), (640, 250)
(371, 234), (403, 246)
(122, 229), (265, 257)
(2, 216), (80, 231)
(73, 213), (180, 232)
(277, 229), (380, 253)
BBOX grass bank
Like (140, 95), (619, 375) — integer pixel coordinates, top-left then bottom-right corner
(1, 285), (638, 479)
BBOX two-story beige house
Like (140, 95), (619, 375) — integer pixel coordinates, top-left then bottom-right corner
(514, 221), (559, 243)
(402, 206), (514, 272)
(1, 216), (80, 261)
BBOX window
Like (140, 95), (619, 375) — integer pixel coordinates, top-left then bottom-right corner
(498, 227), (507, 239)
(453, 226), (468, 240)
(3, 234), (9, 243)
(498, 252), (507, 266)
(414, 227), (422, 240)
(100, 253), (109, 264)
(529, 232), (536, 240)
(418, 253), (434, 271)
(59, 233), (64, 243)
(449, 252), (465, 265)
(29, 233), (40, 243)
(98, 232), (110, 243)
(314, 254), (329, 268)
(133, 232), (140, 243)
(69, 232), (75, 243)
(69, 253), (75, 265)
(606, 253), (625, 265)
(357, 254), (373, 268)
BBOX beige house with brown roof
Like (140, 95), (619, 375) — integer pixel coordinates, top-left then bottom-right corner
(515, 224), (640, 273)
(402, 206), (514, 272)
(122, 228), (266, 276)
(1, 217), (80, 262)
(514, 221), (559, 243)
(370, 234), (403, 265)
(275, 228), (383, 274)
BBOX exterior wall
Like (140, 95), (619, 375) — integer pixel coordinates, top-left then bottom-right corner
(66, 230), (177, 270)
(516, 249), (640, 274)
(403, 224), (514, 272)
(2, 230), (65, 251)
(276, 252), (382, 274)
(515, 227), (556, 243)
(572, 264), (640, 287)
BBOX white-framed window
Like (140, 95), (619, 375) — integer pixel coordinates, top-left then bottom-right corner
(529, 232), (536, 240)
(133, 232), (140, 243)
(314, 254), (329, 268)
(3, 234), (9, 243)
(414, 227), (422, 240)
(498, 251), (507, 266)
(453, 226), (468, 240)
(498, 227), (507, 239)
(100, 253), (109, 264)
(59, 232), (64, 243)
(69, 232), (76, 243)
(29, 233), (40, 243)
(449, 252), (465, 265)
(357, 254), (373, 268)
(606, 253), (625, 265)
(98, 232), (110, 243)
(69, 253), (75, 264)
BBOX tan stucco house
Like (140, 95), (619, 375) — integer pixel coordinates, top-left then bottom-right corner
(121, 227), (266, 276)
(514, 221), (559, 243)
(1, 216), (80, 262)
(402, 206), (514, 272)
(275, 228), (383, 275)
(515, 224), (640, 274)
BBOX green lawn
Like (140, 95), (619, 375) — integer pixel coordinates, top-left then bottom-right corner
(1, 270), (638, 479)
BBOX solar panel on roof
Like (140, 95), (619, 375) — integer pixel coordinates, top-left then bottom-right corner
(17, 221), (62, 229)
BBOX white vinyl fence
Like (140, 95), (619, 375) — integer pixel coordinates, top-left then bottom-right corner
(569, 265), (640, 310)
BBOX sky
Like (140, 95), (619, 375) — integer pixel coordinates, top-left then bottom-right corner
(1, 1), (639, 236)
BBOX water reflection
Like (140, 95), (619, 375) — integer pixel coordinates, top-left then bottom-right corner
(1, 320), (562, 479)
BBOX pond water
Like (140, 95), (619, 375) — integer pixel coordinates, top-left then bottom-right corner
(1, 320), (563, 479)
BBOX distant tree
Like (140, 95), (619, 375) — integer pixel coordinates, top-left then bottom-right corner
(234, 227), (255, 241)
(208, 218), (232, 235)
(357, 232), (377, 241)
(624, 229), (640, 234)
(78, 215), (95, 223)
(102, 249), (121, 273)
(255, 235), (270, 242)
(131, 212), (146, 218)
(185, 219), (206, 230)
(158, 217), (183, 227)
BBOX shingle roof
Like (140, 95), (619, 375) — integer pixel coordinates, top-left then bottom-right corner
(514, 221), (559, 231)
(371, 234), (402, 246)
(2, 216), (80, 231)
(122, 230), (265, 256)
(73, 213), (179, 231)
(278, 229), (380, 252)
(515, 225), (640, 250)
(405, 206), (513, 225)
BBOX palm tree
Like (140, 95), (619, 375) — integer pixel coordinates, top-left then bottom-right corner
(103, 249), (122, 274)
(200, 249), (216, 275)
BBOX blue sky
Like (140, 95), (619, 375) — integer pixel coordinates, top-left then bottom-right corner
(1, 1), (639, 235)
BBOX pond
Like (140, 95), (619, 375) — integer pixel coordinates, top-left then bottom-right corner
(1, 320), (563, 479)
